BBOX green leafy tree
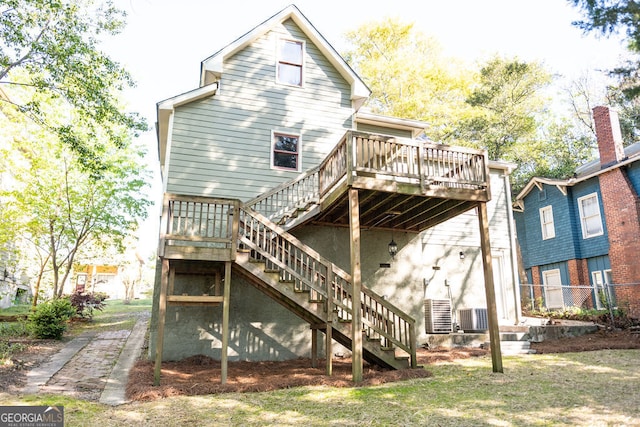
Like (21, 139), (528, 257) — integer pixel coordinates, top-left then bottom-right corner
(510, 119), (595, 190)
(0, 0), (147, 171)
(342, 19), (474, 141)
(0, 88), (151, 303)
(570, 0), (640, 99)
(456, 57), (552, 161)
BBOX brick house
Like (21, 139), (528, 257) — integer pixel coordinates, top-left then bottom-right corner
(514, 106), (640, 318)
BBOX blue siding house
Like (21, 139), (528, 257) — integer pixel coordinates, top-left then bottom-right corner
(514, 106), (640, 318)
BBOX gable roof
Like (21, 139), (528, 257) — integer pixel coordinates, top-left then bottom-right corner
(156, 4), (372, 172)
(199, 4), (370, 109)
(156, 83), (219, 171)
(513, 141), (640, 211)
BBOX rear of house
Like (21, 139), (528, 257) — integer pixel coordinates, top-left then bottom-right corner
(150, 5), (521, 378)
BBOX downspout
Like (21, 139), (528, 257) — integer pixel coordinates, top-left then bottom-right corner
(503, 171), (522, 324)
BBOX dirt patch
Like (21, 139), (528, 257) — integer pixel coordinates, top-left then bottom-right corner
(0, 339), (67, 394)
(530, 328), (640, 353)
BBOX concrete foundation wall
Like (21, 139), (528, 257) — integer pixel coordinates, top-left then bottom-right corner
(149, 270), (321, 362)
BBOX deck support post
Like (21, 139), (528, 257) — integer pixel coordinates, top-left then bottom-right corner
(221, 260), (232, 384)
(478, 202), (504, 373)
(326, 268), (334, 376)
(311, 328), (318, 368)
(348, 188), (363, 382)
(154, 258), (170, 386)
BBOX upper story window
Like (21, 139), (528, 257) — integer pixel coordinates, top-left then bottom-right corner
(277, 39), (304, 86)
(539, 205), (555, 240)
(272, 132), (300, 171)
(578, 193), (604, 239)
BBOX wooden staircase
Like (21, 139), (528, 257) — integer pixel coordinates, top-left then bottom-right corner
(235, 207), (416, 370)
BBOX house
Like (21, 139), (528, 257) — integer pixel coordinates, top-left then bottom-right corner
(73, 264), (119, 295)
(0, 86), (31, 308)
(513, 106), (640, 319)
(151, 4), (521, 382)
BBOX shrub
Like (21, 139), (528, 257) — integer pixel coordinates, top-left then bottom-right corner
(27, 298), (76, 339)
(69, 291), (107, 320)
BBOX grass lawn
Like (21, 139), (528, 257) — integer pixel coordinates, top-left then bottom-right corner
(66, 298), (152, 336)
(1, 347), (638, 426)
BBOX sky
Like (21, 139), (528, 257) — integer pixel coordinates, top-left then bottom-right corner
(104, 0), (629, 254)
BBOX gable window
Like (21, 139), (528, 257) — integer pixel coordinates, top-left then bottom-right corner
(578, 193), (603, 239)
(277, 39), (303, 86)
(539, 205), (555, 240)
(538, 188), (547, 201)
(272, 132), (300, 171)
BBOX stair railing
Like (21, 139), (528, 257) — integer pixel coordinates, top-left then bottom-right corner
(243, 167), (320, 222)
(239, 206), (417, 366)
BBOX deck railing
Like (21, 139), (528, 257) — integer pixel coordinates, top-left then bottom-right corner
(244, 167), (320, 222)
(242, 131), (488, 222)
(318, 131), (488, 197)
(158, 194), (239, 257)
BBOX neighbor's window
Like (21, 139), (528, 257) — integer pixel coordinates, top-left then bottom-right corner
(539, 205), (555, 240)
(277, 39), (303, 86)
(272, 132), (300, 171)
(578, 193), (603, 238)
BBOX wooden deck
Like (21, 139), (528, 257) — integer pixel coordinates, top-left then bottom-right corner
(153, 131), (498, 384)
(246, 130), (490, 232)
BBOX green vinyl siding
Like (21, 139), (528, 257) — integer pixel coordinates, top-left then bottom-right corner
(166, 19), (353, 201)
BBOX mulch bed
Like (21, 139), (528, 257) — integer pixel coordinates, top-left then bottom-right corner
(4, 326), (638, 401)
(126, 347), (486, 401)
(127, 328), (640, 402)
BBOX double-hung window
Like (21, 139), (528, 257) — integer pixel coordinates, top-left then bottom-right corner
(539, 205), (555, 240)
(272, 132), (300, 171)
(277, 39), (303, 86)
(578, 193), (603, 238)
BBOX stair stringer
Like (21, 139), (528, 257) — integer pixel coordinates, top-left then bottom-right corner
(234, 252), (410, 370)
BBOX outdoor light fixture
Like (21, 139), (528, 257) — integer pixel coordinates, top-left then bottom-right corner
(459, 251), (465, 260)
(388, 239), (398, 259)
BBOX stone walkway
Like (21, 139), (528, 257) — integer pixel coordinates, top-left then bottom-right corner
(22, 313), (149, 405)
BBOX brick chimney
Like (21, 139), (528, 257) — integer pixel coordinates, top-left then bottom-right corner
(593, 105), (626, 168)
(593, 106), (640, 318)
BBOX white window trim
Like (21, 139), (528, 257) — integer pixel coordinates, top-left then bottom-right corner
(276, 37), (305, 87)
(539, 205), (555, 240)
(270, 130), (301, 172)
(577, 193), (604, 239)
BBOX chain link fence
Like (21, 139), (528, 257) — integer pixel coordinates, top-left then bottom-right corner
(520, 283), (623, 313)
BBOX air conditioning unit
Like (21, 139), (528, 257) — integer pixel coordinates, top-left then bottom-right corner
(424, 299), (452, 333)
(458, 308), (488, 332)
